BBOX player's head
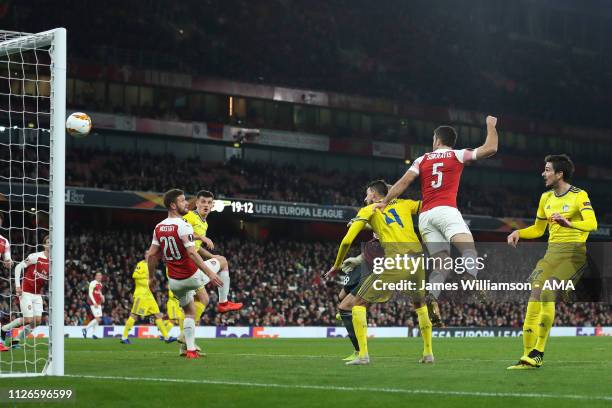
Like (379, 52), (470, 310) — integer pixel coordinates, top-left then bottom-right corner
(163, 188), (188, 216)
(195, 190), (214, 217)
(365, 180), (389, 204)
(42, 234), (50, 251)
(543, 154), (574, 188)
(432, 126), (457, 150)
(95, 272), (102, 282)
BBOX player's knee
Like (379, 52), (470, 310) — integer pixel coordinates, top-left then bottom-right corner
(529, 283), (544, 301)
(339, 295), (355, 310)
(216, 256), (228, 270)
(353, 296), (368, 307)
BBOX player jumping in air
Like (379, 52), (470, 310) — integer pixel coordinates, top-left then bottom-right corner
(121, 251), (177, 344)
(326, 180), (433, 365)
(507, 155), (597, 369)
(167, 257), (222, 356)
(2, 236), (49, 346)
(83, 272), (105, 339)
(148, 189), (223, 359)
(374, 116), (499, 321)
(183, 190), (243, 313)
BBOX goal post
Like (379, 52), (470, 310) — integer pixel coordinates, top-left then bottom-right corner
(0, 28), (66, 377)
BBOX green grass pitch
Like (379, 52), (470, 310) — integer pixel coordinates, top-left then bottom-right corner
(1, 337), (611, 407)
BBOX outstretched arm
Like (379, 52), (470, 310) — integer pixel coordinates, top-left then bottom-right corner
(375, 170), (418, 210)
(324, 220), (366, 279)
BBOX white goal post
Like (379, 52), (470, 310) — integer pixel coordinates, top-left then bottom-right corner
(0, 28), (65, 377)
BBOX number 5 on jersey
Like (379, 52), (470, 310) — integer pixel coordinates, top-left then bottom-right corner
(431, 163), (443, 188)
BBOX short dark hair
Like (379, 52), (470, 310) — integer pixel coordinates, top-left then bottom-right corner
(434, 126), (458, 148)
(366, 179), (389, 197)
(163, 188), (184, 209)
(196, 190), (214, 200)
(42, 234), (49, 244)
(545, 154), (574, 181)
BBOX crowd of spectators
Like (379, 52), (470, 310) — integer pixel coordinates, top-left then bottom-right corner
(65, 149), (546, 218)
(4, 230), (609, 329)
(66, 148), (612, 221)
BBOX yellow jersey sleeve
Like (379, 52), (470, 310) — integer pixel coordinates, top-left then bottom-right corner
(571, 190), (597, 232)
(332, 206), (372, 268)
(576, 190), (593, 213)
(352, 205), (374, 223)
(536, 192), (549, 220)
(519, 192), (549, 239)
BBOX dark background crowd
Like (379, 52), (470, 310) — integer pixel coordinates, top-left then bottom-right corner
(4, 1), (612, 128)
(65, 148), (543, 218)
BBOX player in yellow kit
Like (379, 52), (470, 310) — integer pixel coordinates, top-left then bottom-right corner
(121, 250), (176, 344)
(507, 155), (597, 369)
(325, 180), (433, 365)
(183, 190), (242, 313)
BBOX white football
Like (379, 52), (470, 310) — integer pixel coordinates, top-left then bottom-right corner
(66, 112), (92, 137)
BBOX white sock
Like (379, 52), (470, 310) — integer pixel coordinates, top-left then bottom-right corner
(218, 270), (230, 303)
(462, 249), (479, 278)
(2, 317), (23, 332)
(19, 325), (33, 341)
(428, 270), (446, 299)
(86, 319), (98, 335)
(183, 317), (196, 351)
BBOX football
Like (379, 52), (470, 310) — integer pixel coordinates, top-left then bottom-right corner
(65, 112), (92, 137)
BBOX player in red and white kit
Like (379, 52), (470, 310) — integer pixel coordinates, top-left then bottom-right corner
(375, 116), (498, 316)
(0, 214), (12, 270)
(1, 235), (50, 344)
(83, 272), (104, 339)
(147, 189), (223, 359)
(0, 215), (13, 351)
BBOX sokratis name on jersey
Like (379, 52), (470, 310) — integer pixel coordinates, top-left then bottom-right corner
(426, 151), (454, 160)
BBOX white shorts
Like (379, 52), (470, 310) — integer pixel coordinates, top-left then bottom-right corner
(90, 304), (103, 318)
(20, 291), (43, 318)
(418, 206), (471, 255)
(168, 259), (220, 307)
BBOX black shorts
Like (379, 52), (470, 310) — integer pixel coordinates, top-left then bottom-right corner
(343, 262), (373, 296)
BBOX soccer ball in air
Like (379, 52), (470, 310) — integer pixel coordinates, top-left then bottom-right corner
(66, 112), (92, 137)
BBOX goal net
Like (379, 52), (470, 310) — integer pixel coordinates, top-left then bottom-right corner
(0, 29), (65, 377)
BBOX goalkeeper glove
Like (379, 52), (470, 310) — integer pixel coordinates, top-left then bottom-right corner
(341, 254), (364, 274)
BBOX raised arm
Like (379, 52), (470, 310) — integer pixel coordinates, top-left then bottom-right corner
(474, 115), (499, 159)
